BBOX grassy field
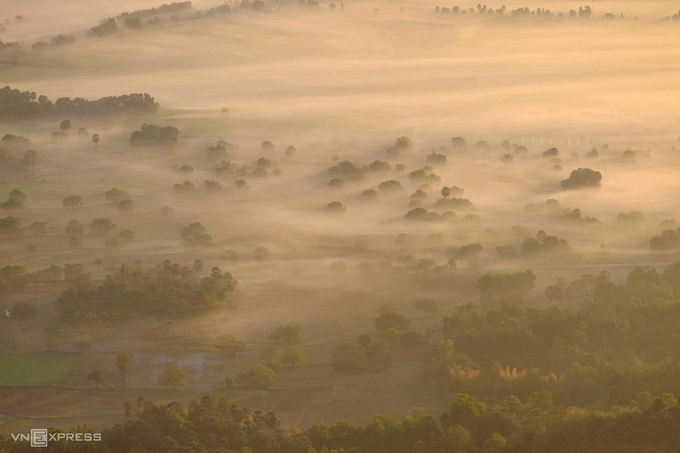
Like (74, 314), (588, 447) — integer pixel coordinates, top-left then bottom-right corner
(0, 353), (79, 387)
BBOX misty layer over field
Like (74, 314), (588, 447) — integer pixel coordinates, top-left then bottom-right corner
(0, 0), (680, 443)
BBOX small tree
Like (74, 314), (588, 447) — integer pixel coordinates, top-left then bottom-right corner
(27, 221), (47, 236)
(545, 285), (564, 301)
(441, 187), (451, 198)
(414, 298), (438, 316)
(117, 199), (134, 213)
(158, 363), (186, 389)
(60, 119), (72, 134)
(116, 353), (131, 387)
(560, 168), (602, 190)
(269, 325), (302, 344)
(119, 229), (134, 241)
(375, 312), (410, 332)
(87, 369), (106, 387)
(215, 335), (245, 356)
(358, 334), (371, 348)
(65, 219), (84, 237)
(236, 364), (277, 388)
(90, 218), (116, 234)
(280, 346), (306, 367)
(63, 195), (84, 209)
(326, 201), (346, 215)
(92, 134), (100, 151)
(11, 302), (37, 320)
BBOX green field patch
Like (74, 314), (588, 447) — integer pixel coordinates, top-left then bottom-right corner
(0, 353), (79, 387)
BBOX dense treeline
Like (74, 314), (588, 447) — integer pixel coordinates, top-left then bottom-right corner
(54, 260), (237, 323)
(117, 1), (193, 20)
(432, 4), (621, 19)
(0, 390), (677, 452)
(3, 265), (680, 451)
(426, 264), (680, 408)
(0, 86), (159, 120)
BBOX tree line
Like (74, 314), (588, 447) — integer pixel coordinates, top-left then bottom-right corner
(0, 86), (159, 120)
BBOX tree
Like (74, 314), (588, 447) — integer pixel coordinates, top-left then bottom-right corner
(22, 149), (38, 166)
(158, 363), (186, 389)
(129, 124), (178, 148)
(1, 189), (26, 211)
(215, 335), (245, 356)
(87, 369), (106, 387)
(326, 201), (346, 215)
(0, 216), (23, 237)
(650, 228), (680, 251)
(117, 199), (134, 213)
(415, 298), (438, 315)
(269, 325), (302, 344)
(27, 221), (47, 236)
(181, 222), (214, 248)
(60, 119), (72, 134)
(451, 137), (466, 149)
(375, 312), (410, 332)
(280, 346), (306, 367)
(385, 136), (413, 158)
(328, 178), (345, 189)
(378, 180), (404, 192)
(78, 127), (88, 138)
(65, 219), (84, 237)
(105, 236), (122, 249)
(483, 433), (507, 453)
(105, 188), (131, 202)
(92, 134), (100, 151)
(90, 218), (116, 234)
(63, 263), (85, 282)
(11, 302), (37, 320)
(560, 168), (602, 189)
(204, 180), (224, 192)
(116, 353), (131, 387)
(545, 285), (564, 300)
(160, 206), (174, 217)
(359, 189), (379, 201)
(62, 195), (83, 208)
(441, 187), (451, 198)
(119, 229), (134, 241)
(261, 141), (276, 152)
(236, 364), (277, 388)
(477, 270), (536, 305)
(439, 425), (474, 451)
(358, 334), (372, 347)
